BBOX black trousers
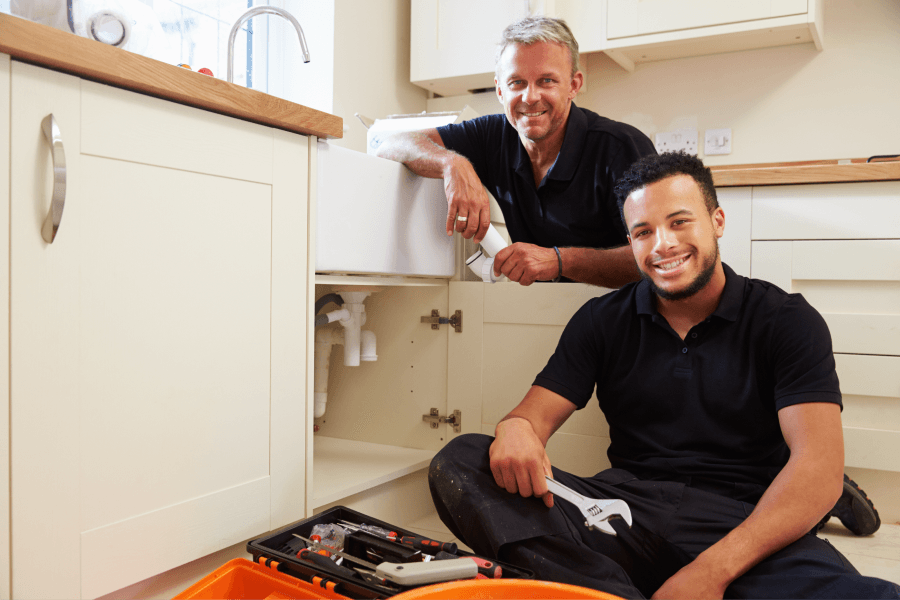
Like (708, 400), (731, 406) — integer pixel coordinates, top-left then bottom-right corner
(429, 434), (900, 599)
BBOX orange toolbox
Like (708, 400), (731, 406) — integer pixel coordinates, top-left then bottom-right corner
(176, 506), (533, 599)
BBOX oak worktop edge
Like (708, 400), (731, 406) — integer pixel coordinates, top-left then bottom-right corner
(0, 13), (343, 139)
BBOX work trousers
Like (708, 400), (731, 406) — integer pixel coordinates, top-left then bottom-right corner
(429, 434), (900, 599)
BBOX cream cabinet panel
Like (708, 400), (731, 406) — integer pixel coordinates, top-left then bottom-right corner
(9, 61), (309, 599)
(836, 355), (900, 399)
(0, 53), (10, 600)
(607, 0), (807, 39)
(752, 181), (900, 240)
(603, 0), (821, 71)
(791, 240), (900, 281)
(717, 187), (751, 277)
(411, 0), (550, 96)
(80, 80), (274, 184)
(750, 231), (900, 481)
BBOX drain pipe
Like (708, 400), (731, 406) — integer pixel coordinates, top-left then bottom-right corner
(466, 224), (508, 282)
(312, 291), (378, 419)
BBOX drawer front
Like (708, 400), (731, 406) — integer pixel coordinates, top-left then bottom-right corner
(752, 181), (900, 240)
(752, 239), (900, 473)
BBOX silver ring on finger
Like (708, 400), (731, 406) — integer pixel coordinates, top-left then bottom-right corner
(456, 215), (468, 222)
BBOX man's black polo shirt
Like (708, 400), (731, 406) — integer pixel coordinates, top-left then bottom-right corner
(533, 264), (842, 502)
(436, 104), (656, 249)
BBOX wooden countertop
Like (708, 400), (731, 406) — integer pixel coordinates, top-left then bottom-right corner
(0, 13), (343, 139)
(711, 157), (900, 187)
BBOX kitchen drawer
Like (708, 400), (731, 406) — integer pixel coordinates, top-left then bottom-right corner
(751, 181), (900, 240)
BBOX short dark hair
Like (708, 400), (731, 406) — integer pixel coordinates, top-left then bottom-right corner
(614, 151), (719, 231)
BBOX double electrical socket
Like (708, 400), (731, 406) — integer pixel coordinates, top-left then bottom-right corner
(654, 129), (698, 155)
(654, 128), (733, 156)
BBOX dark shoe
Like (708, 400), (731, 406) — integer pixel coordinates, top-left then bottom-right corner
(819, 474), (881, 536)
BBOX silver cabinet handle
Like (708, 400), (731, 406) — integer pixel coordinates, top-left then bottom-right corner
(41, 114), (67, 243)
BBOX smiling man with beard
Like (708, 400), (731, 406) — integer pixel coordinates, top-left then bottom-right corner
(376, 16), (656, 287)
(426, 152), (898, 599)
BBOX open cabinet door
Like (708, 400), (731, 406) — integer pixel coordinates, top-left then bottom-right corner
(447, 281), (615, 477)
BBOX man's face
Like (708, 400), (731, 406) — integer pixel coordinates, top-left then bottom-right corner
(624, 175), (725, 301)
(495, 42), (583, 145)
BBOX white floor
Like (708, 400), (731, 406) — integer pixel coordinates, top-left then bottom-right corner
(404, 513), (900, 587)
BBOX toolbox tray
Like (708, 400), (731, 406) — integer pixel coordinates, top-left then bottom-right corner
(247, 506), (533, 599)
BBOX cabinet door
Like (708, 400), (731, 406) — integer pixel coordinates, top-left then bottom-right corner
(447, 282), (613, 476)
(10, 62), (309, 599)
(411, 0), (530, 96)
(0, 53), (10, 600)
(607, 0), (808, 40)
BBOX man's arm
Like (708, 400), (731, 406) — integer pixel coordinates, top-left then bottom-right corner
(652, 402), (844, 600)
(374, 129), (491, 243)
(490, 385), (577, 508)
(493, 244), (640, 288)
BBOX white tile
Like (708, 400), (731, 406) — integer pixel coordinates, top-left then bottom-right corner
(820, 522), (900, 584)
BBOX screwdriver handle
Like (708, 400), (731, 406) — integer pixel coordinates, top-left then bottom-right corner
(399, 536), (457, 554)
(434, 551), (502, 578)
(468, 556), (502, 578)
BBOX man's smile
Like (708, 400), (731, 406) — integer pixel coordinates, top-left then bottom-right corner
(652, 253), (691, 274)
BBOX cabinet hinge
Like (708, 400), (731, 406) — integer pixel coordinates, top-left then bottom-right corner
(422, 408), (461, 433)
(420, 309), (462, 332)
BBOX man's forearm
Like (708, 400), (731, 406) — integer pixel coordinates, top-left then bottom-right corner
(560, 245), (640, 288)
(374, 130), (457, 179)
(681, 451), (843, 593)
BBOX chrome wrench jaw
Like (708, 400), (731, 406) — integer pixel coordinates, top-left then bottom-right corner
(545, 476), (632, 536)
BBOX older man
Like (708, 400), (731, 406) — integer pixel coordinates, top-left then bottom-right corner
(428, 152), (898, 599)
(376, 17), (655, 287)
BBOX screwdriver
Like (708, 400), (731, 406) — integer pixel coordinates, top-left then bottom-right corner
(339, 520), (458, 555)
(435, 550), (502, 578)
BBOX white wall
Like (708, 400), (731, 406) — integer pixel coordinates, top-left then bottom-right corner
(330, 0), (429, 152)
(427, 0), (900, 166)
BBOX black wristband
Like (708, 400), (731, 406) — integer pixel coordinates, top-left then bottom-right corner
(552, 246), (562, 283)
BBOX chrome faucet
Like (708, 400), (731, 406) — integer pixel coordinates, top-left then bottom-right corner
(227, 5), (310, 84)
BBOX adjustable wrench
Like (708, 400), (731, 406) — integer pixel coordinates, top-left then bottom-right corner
(545, 475), (633, 536)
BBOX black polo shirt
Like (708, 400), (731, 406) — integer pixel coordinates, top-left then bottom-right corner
(436, 104), (656, 249)
(533, 264), (842, 502)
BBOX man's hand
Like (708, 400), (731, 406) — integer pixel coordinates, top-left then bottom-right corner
(489, 417), (555, 508)
(652, 558), (728, 600)
(493, 243), (559, 286)
(442, 155), (492, 244)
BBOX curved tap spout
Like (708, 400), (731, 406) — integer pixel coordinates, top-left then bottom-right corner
(227, 5), (310, 83)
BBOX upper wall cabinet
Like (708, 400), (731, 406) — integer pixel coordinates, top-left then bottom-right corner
(603, 0), (823, 72)
(410, 0), (823, 95)
(411, 0), (534, 97)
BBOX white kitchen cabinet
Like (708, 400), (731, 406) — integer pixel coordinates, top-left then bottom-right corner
(5, 59), (310, 599)
(603, 0), (823, 72)
(410, 0), (823, 93)
(750, 181), (900, 519)
(307, 278), (615, 520)
(410, 0), (546, 97)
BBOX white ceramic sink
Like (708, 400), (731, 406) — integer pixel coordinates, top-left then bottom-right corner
(315, 141), (455, 277)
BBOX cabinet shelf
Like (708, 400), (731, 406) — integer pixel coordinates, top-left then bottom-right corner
(315, 274), (450, 287)
(312, 437), (437, 509)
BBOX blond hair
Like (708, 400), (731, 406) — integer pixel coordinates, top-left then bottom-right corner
(496, 16), (580, 77)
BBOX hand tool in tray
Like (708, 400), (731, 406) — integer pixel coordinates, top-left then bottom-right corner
(339, 520), (458, 554)
(293, 534), (478, 586)
(545, 475), (633, 535)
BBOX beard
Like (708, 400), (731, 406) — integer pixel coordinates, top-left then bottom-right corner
(640, 240), (720, 301)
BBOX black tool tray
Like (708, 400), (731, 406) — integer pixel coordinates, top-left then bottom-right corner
(247, 505), (533, 598)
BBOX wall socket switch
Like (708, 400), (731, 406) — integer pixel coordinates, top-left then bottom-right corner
(704, 128), (732, 155)
(654, 129), (698, 155)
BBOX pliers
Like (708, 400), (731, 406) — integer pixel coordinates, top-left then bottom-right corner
(545, 475), (633, 536)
